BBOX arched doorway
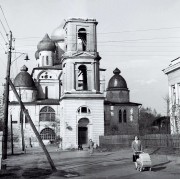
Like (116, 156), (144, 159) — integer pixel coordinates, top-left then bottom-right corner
(78, 118), (89, 145)
(40, 128), (56, 144)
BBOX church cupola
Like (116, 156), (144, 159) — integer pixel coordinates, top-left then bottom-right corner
(37, 34), (56, 67)
(10, 65), (37, 102)
(106, 68), (129, 103)
(35, 50), (40, 67)
(51, 21), (66, 63)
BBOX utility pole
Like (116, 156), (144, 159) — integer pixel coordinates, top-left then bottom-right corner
(8, 78), (57, 172)
(20, 106), (25, 152)
(10, 114), (14, 155)
(2, 31), (13, 160)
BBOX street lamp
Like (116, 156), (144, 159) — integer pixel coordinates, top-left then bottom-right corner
(11, 52), (30, 64)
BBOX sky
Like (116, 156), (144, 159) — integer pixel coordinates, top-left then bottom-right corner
(0, 0), (180, 115)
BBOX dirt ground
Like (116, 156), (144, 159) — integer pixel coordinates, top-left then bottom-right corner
(0, 145), (180, 179)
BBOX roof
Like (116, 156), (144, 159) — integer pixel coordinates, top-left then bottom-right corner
(104, 101), (141, 106)
(107, 68), (128, 90)
(10, 99), (60, 105)
(51, 21), (65, 42)
(14, 65), (36, 88)
(37, 34), (56, 52)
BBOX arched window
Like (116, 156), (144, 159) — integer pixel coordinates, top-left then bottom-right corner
(42, 56), (44, 66)
(123, 110), (127, 123)
(40, 128), (55, 140)
(39, 106), (55, 122)
(77, 106), (91, 114)
(46, 56), (49, 65)
(77, 65), (87, 90)
(45, 86), (48, 99)
(78, 28), (87, 51)
(119, 110), (122, 123)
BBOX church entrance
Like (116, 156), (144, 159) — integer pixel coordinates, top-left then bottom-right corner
(78, 118), (89, 145)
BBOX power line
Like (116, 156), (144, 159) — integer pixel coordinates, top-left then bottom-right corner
(0, 41), (6, 52)
(97, 26), (180, 35)
(0, 18), (8, 38)
(0, 6), (11, 31)
(98, 36), (180, 43)
(0, 30), (8, 43)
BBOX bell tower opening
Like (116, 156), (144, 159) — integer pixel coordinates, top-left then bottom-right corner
(77, 65), (88, 90)
(78, 28), (87, 51)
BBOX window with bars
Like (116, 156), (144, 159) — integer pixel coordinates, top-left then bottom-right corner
(123, 110), (127, 123)
(119, 110), (122, 123)
(39, 106), (55, 122)
(119, 109), (127, 123)
(40, 128), (55, 140)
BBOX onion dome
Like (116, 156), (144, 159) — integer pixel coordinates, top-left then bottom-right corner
(37, 34), (56, 52)
(51, 21), (65, 42)
(14, 65), (35, 87)
(35, 50), (39, 60)
(107, 68), (127, 90)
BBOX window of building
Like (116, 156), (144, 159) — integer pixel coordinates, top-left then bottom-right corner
(77, 106), (91, 114)
(119, 110), (122, 123)
(78, 28), (87, 51)
(45, 86), (48, 99)
(172, 85), (176, 105)
(40, 128), (55, 140)
(39, 106), (55, 122)
(123, 110), (127, 123)
(77, 65), (87, 90)
(42, 56), (44, 66)
(46, 56), (49, 65)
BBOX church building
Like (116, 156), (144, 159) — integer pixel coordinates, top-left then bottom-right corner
(8, 18), (140, 149)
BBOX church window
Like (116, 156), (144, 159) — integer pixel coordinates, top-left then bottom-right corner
(123, 110), (127, 123)
(42, 56), (44, 66)
(81, 107), (87, 113)
(77, 106), (91, 114)
(45, 86), (48, 99)
(78, 28), (87, 51)
(46, 56), (49, 65)
(39, 106), (55, 122)
(119, 110), (122, 123)
(77, 65), (87, 90)
(40, 128), (56, 140)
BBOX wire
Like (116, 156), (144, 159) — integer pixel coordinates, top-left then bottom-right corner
(0, 41), (6, 52)
(0, 30), (8, 43)
(97, 26), (180, 35)
(0, 18), (8, 37)
(0, 6), (11, 31)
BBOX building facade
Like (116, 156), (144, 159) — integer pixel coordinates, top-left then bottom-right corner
(163, 58), (180, 134)
(9, 18), (140, 149)
(104, 68), (141, 135)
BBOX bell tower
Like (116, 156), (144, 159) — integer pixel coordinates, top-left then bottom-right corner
(60, 18), (104, 149)
(61, 18), (101, 94)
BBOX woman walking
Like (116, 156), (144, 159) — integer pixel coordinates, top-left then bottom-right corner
(131, 136), (143, 169)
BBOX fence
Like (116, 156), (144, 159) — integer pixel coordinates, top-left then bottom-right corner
(99, 134), (180, 149)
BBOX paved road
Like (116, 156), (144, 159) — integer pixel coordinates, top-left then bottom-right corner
(1, 147), (180, 178)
